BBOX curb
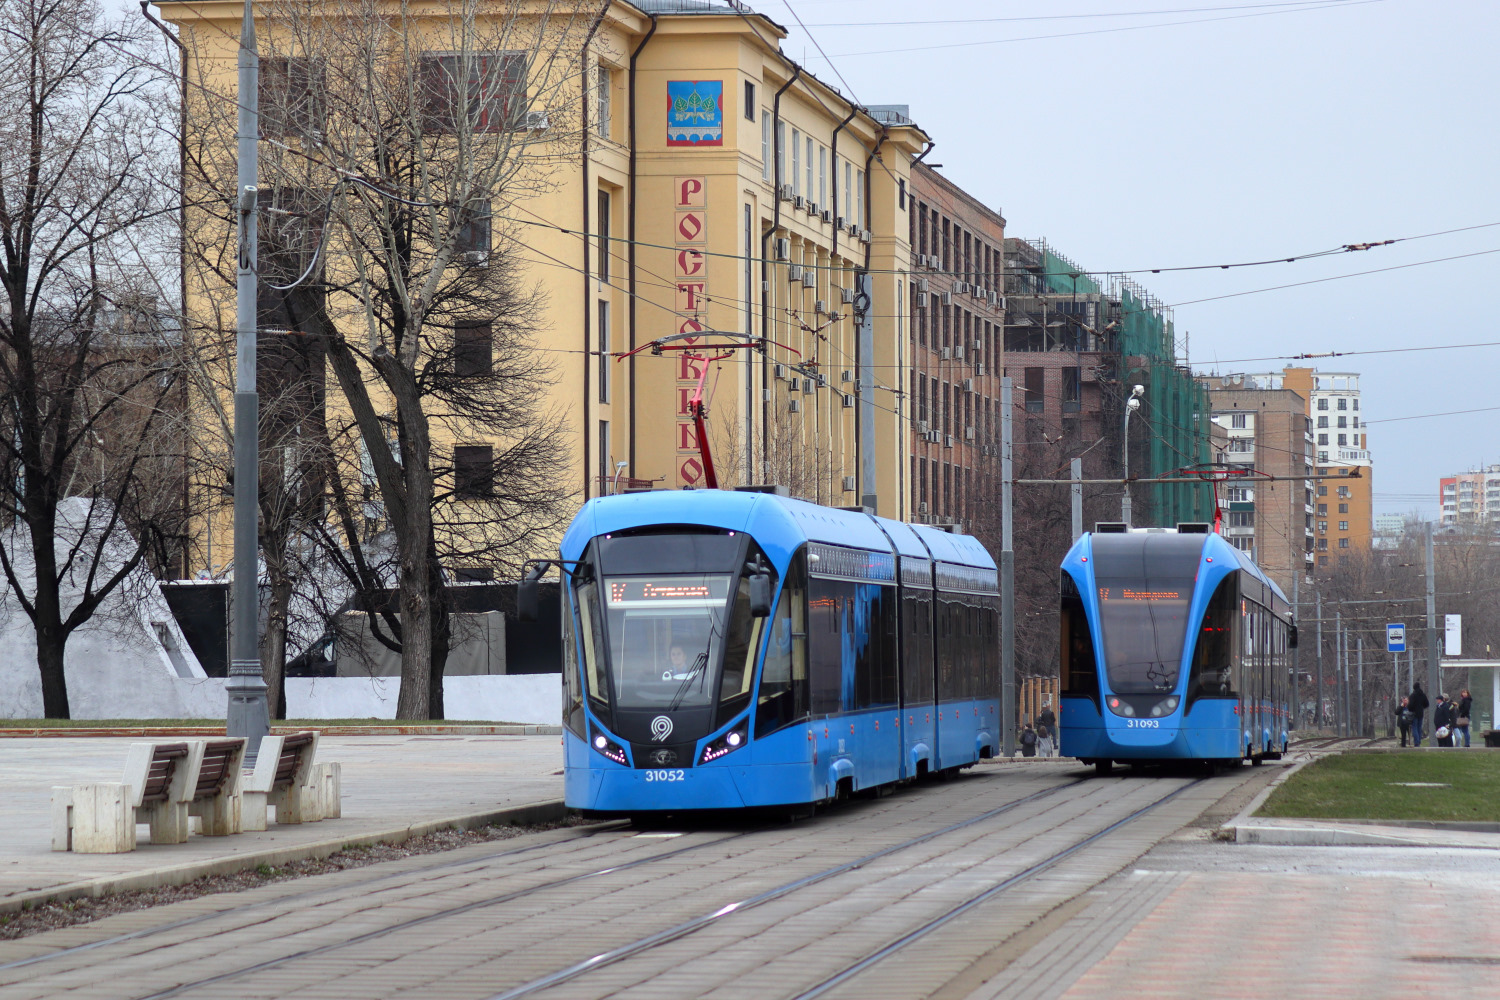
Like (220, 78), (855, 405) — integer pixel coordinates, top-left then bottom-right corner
(1219, 755), (1311, 843)
(0, 725), (563, 738)
(0, 798), (568, 916)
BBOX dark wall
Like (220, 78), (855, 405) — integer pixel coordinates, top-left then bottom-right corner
(160, 582), (230, 677)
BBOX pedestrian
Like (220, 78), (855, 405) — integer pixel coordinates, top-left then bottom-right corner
(1038, 704), (1057, 757)
(1020, 723), (1038, 758)
(1037, 721), (1054, 758)
(1408, 682), (1429, 746)
(1456, 689), (1473, 748)
(1433, 694), (1454, 748)
(1395, 696), (1412, 748)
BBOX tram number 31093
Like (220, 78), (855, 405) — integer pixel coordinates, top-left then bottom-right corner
(645, 769), (687, 782)
(1124, 719), (1161, 729)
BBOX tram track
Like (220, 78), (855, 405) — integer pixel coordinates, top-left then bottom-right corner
(42, 773), (1086, 1000)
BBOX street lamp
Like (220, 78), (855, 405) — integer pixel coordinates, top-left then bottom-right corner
(1122, 384), (1144, 527)
(611, 460), (628, 495)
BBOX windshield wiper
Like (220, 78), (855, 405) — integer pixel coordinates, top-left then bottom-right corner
(668, 647), (712, 713)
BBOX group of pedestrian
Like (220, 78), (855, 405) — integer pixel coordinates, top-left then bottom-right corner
(1395, 682), (1472, 748)
(1019, 706), (1058, 758)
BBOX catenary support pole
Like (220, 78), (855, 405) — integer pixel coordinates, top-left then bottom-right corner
(1001, 377), (1016, 757)
(1315, 591), (1324, 729)
(1070, 457), (1083, 541)
(1356, 634), (1364, 737)
(226, 0), (267, 762)
(1424, 521), (1440, 715)
(1336, 611), (1346, 736)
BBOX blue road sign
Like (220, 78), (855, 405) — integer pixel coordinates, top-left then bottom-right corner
(1387, 623), (1406, 653)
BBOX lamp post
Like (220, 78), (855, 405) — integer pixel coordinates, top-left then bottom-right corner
(611, 460), (628, 495)
(1121, 384), (1144, 527)
(226, 0), (268, 761)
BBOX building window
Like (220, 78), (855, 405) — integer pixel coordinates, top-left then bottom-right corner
(1317, 450), (1328, 461)
(1338, 502), (1348, 514)
(1317, 503), (1327, 515)
(1317, 485), (1328, 496)
(1339, 520), (1349, 532)
(1317, 415), (1328, 428)
(595, 64), (612, 138)
(856, 169), (864, 225)
(1227, 487), (1250, 502)
(1337, 398), (1348, 410)
(454, 567), (493, 583)
(744, 80), (755, 121)
(597, 190), (610, 284)
(1317, 398), (1328, 411)
(419, 52), (527, 133)
(818, 145), (827, 209)
(456, 200), (491, 257)
(454, 445), (494, 499)
(1318, 433), (1328, 445)
(898, 178), (906, 210)
(1338, 485), (1350, 498)
(1337, 415), (1347, 428)
(1338, 537), (1350, 548)
(1318, 521), (1328, 533)
(1317, 539), (1328, 551)
(790, 129), (800, 195)
(1337, 434), (1347, 446)
(1353, 398), (1360, 410)
(761, 113), (771, 180)
(1024, 368), (1044, 413)
(259, 57), (326, 139)
(598, 301), (610, 403)
(1228, 511), (1254, 527)
(844, 161), (853, 219)
(776, 120), (786, 183)
(454, 321), (492, 377)
(1229, 439), (1253, 453)
(1230, 413), (1247, 428)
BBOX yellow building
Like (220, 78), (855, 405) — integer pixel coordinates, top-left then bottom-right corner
(161, 0), (928, 578)
(1278, 368), (1374, 571)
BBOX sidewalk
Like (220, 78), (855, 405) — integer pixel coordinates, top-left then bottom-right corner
(0, 734), (566, 913)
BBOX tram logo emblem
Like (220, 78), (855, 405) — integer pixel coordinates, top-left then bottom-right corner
(650, 716), (674, 742)
(650, 748), (678, 766)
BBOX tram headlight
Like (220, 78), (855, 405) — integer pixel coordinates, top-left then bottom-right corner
(588, 724), (628, 765)
(1107, 697), (1135, 718)
(1149, 696), (1181, 718)
(699, 719), (750, 764)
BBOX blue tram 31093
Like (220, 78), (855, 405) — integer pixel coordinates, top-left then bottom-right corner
(534, 487), (1001, 815)
(1057, 523), (1297, 774)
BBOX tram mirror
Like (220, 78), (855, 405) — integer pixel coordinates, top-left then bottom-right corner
(1288, 624), (1299, 649)
(749, 572), (773, 618)
(517, 569), (542, 623)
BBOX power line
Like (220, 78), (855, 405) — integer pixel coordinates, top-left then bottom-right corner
(1172, 247), (1500, 307)
(1196, 338), (1500, 365)
(1364, 405), (1500, 425)
(796, 1), (1362, 28)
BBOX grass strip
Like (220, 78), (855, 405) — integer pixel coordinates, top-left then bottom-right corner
(1258, 751), (1500, 822)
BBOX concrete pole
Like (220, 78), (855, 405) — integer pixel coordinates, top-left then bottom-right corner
(1070, 457), (1083, 542)
(1356, 634), (1364, 737)
(1001, 377), (1015, 757)
(857, 271), (876, 512)
(1121, 403), (1133, 528)
(226, 0), (267, 761)
(1424, 521), (1440, 719)
(1336, 611), (1346, 736)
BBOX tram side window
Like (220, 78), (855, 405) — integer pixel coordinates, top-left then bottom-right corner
(1060, 572), (1099, 702)
(755, 558), (808, 739)
(718, 573), (768, 727)
(576, 579), (611, 711)
(808, 577), (846, 715)
(1188, 575), (1238, 699)
(852, 584), (899, 709)
(984, 600), (999, 699)
(936, 600), (957, 701)
(902, 597), (935, 704)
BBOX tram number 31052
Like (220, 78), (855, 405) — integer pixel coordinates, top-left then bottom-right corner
(645, 769), (687, 782)
(1124, 719), (1161, 729)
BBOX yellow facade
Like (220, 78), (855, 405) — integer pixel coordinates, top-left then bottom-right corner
(163, 1), (927, 576)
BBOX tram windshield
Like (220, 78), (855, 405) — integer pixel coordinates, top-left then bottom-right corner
(1090, 535), (1204, 694)
(598, 574), (733, 709)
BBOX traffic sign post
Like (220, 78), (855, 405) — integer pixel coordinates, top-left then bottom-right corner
(1386, 624), (1406, 653)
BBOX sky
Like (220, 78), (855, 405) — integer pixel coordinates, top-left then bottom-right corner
(756, 0), (1500, 520)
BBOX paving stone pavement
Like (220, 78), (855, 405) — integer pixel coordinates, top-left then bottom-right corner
(0, 734), (563, 906)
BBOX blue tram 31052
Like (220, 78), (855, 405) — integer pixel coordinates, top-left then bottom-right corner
(532, 487), (1001, 815)
(1058, 524), (1297, 774)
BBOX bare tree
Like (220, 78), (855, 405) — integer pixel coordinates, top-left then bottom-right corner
(0, 0), (187, 718)
(183, 0), (594, 717)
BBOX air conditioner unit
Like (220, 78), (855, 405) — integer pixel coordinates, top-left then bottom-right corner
(953, 345), (965, 360)
(914, 420), (929, 433)
(842, 476), (857, 492)
(809, 201), (820, 216)
(841, 286), (856, 304)
(762, 388), (770, 402)
(775, 238), (790, 260)
(815, 299), (828, 315)
(916, 279), (929, 293)
(915, 292), (928, 309)
(917, 501), (928, 514)
(988, 291), (999, 306)
(788, 264), (803, 281)
(973, 285), (985, 299)
(940, 347), (951, 360)
(524, 111), (550, 131)
(802, 378), (814, 393)
(963, 378), (974, 392)
(847, 221), (859, 236)
(955, 281), (968, 294)
(778, 184), (794, 202)
(926, 430), (941, 443)
(974, 363), (986, 376)
(773, 363), (786, 379)
(941, 291), (953, 306)
(821, 209), (832, 224)
(815, 373), (828, 388)
(859, 228), (872, 244)
(793, 195), (805, 211)
(835, 215), (846, 229)
(788, 375), (800, 392)
(842, 393), (855, 408)
(788, 399), (801, 413)
(964, 426), (975, 440)
(841, 369), (853, 383)
(805, 270), (819, 287)
(462, 250), (490, 267)
(944, 434), (954, 449)
(974, 339), (983, 350)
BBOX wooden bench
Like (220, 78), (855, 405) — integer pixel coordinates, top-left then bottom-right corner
(51, 742), (196, 853)
(185, 738), (247, 836)
(242, 732), (323, 830)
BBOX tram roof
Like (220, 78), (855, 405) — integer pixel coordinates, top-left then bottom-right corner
(567, 490), (996, 570)
(1066, 527), (1289, 608)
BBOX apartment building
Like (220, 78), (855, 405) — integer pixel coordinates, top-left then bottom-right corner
(1440, 465), (1500, 529)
